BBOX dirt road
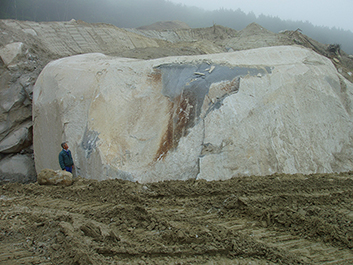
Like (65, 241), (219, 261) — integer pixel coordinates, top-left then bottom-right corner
(1, 172), (353, 264)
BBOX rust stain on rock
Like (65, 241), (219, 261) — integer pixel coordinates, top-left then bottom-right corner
(173, 91), (197, 141)
(155, 92), (197, 161)
(221, 77), (240, 93)
(147, 69), (162, 84)
(155, 102), (174, 161)
(151, 63), (272, 161)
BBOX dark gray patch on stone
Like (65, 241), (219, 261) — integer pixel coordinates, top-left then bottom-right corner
(153, 63), (272, 159)
(157, 63), (271, 97)
(81, 127), (99, 158)
(204, 77), (241, 118)
(157, 63), (271, 118)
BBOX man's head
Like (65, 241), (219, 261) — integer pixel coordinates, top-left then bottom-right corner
(61, 142), (68, 150)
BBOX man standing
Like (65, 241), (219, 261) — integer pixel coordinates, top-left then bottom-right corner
(59, 142), (74, 173)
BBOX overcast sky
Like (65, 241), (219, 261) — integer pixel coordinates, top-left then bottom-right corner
(168, 0), (353, 32)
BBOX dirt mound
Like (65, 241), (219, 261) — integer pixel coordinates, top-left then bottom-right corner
(2, 172), (353, 264)
(237, 22), (275, 37)
(137, 20), (191, 30)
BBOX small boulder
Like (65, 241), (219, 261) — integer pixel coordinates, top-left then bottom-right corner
(37, 168), (73, 186)
(0, 42), (25, 65)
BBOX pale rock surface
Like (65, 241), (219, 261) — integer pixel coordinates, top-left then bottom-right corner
(0, 121), (32, 153)
(0, 154), (36, 183)
(33, 46), (353, 183)
(0, 42), (24, 65)
(37, 168), (73, 186)
(22, 28), (37, 36)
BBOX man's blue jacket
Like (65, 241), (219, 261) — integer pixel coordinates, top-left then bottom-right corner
(59, 149), (74, 170)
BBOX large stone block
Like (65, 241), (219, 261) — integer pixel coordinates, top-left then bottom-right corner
(33, 46), (353, 183)
(0, 154), (36, 183)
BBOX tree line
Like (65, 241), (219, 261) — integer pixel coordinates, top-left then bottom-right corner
(1, 0), (352, 54)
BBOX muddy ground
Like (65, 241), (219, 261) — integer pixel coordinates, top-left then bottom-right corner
(1, 172), (353, 264)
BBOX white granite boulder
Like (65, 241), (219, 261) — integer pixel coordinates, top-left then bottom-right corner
(33, 46), (353, 182)
(37, 168), (73, 186)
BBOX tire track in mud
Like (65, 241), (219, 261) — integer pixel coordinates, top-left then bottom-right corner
(144, 173), (353, 264)
(201, 208), (353, 264)
(145, 200), (353, 264)
(0, 244), (49, 265)
(1, 173), (353, 264)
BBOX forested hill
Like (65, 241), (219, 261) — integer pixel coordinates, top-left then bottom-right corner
(1, 0), (353, 54)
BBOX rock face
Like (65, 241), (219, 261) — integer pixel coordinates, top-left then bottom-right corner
(0, 42), (25, 65)
(33, 46), (353, 183)
(0, 39), (38, 183)
(0, 153), (36, 183)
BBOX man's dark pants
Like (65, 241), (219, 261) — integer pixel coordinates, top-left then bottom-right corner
(65, 166), (73, 173)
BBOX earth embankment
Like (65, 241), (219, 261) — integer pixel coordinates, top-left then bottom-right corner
(1, 172), (353, 264)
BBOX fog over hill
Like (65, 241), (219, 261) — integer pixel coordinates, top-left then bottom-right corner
(1, 0), (353, 54)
